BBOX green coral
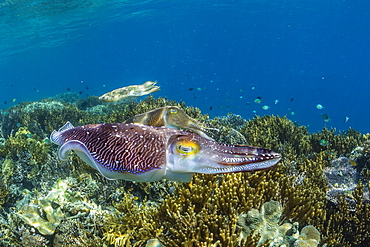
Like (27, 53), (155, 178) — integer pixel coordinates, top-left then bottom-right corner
(240, 115), (365, 160)
(0, 127), (50, 166)
(1, 159), (14, 182)
(0, 176), (8, 207)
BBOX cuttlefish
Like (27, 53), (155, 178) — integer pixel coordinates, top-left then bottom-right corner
(98, 81), (160, 104)
(124, 106), (217, 140)
(50, 122), (281, 182)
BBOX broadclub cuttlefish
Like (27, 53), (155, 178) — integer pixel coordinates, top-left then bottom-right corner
(51, 122), (281, 182)
(98, 81), (160, 104)
(124, 106), (217, 140)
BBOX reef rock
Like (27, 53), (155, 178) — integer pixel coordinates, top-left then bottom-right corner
(324, 157), (359, 206)
(295, 225), (321, 247)
(237, 201), (321, 246)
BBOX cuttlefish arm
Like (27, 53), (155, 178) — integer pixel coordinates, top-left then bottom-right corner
(98, 81), (160, 103)
(50, 122), (281, 182)
(124, 106), (217, 140)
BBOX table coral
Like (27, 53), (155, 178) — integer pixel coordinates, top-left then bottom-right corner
(17, 198), (64, 235)
(16, 177), (103, 236)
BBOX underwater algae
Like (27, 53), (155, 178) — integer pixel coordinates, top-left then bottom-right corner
(0, 95), (369, 246)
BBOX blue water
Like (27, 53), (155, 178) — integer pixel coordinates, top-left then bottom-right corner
(1, 0), (369, 133)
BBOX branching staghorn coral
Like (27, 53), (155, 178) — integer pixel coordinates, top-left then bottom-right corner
(322, 181), (370, 246)
(103, 192), (161, 247)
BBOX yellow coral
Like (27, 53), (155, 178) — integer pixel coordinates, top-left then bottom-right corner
(103, 193), (160, 246)
(0, 127), (50, 165)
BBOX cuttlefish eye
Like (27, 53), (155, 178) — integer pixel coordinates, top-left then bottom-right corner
(169, 108), (178, 114)
(174, 138), (200, 155)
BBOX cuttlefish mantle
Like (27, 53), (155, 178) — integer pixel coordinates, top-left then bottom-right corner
(50, 122), (281, 182)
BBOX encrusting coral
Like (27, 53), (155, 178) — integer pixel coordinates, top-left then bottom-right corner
(295, 225), (321, 247)
(237, 201), (321, 247)
(237, 200), (285, 246)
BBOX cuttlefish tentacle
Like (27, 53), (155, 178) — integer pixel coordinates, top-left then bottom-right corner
(50, 122), (281, 182)
(124, 106), (218, 140)
(168, 135), (279, 174)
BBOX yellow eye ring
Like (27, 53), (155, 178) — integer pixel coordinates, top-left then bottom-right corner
(175, 139), (199, 155)
(169, 108), (178, 114)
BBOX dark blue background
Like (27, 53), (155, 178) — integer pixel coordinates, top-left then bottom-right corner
(1, 0), (369, 133)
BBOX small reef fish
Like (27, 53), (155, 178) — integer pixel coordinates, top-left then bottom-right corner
(344, 116), (349, 123)
(98, 81), (160, 104)
(124, 106), (217, 140)
(319, 139), (330, 146)
(50, 122), (281, 182)
(262, 105), (269, 110)
(349, 160), (357, 166)
(321, 113), (331, 122)
(316, 104), (324, 110)
(254, 98), (261, 104)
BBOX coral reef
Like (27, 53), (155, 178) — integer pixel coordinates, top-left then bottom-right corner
(295, 225), (321, 247)
(18, 227), (49, 247)
(0, 127), (50, 165)
(237, 201), (321, 247)
(209, 114), (248, 144)
(237, 200), (285, 246)
(17, 196), (64, 235)
(323, 181), (370, 246)
(324, 157), (360, 206)
(0, 95), (369, 247)
(103, 192), (160, 246)
(0, 176), (8, 207)
(16, 178), (86, 235)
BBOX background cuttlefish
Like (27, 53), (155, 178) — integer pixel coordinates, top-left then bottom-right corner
(50, 122), (281, 182)
(124, 106), (217, 140)
(98, 81), (160, 103)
